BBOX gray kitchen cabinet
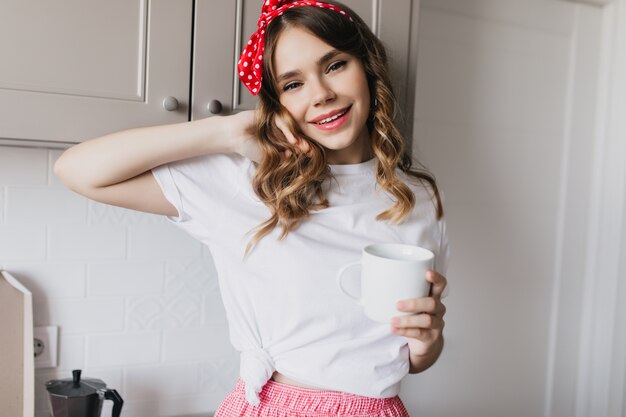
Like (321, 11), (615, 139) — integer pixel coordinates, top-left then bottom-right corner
(0, 0), (414, 148)
(0, 0), (194, 147)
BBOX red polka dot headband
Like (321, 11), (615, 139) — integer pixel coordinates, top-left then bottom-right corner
(238, 0), (352, 96)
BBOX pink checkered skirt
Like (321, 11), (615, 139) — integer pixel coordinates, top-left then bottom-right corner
(215, 378), (410, 417)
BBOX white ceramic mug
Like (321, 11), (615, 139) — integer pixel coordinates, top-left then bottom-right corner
(337, 243), (434, 323)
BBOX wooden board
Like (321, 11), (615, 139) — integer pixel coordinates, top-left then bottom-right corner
(0, 270), (34, 417)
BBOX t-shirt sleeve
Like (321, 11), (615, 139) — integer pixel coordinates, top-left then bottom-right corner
(151, 153), (252, 241)
(152, 162), (188, 223)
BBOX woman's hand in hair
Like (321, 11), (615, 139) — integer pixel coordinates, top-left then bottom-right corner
(230, 110), (263, 163)
(275, 114), (311, 159)
(229, 111), (309, 163)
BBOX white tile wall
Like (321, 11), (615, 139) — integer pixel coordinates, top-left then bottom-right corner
(125, 363), (202, 399)
(5, 262), (86, 299)
(86, 332), (161, 367)
(6, 186), (87, 223)
(0, 147), (48, 185)
(56, 335), (85, 370)
(162, 326), (233, 362)
(88, 261), (165, 296)
(48, 224), (127, 260)
(0, 224), (47, 260)
(0, 147), (235, 417)
(129, 223), (204, 259)
(39, 297), (126, 334)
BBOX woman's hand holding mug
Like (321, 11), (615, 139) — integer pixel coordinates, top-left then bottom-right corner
(336, 243), (448, 358)
(392, 270), (447, 357)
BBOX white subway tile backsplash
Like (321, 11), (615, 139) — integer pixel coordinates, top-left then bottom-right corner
(163, 325), (234, 362)
(127, 293), (203, 331)
(86, 332), (161, 367)
(37, 297), (125, 334)
(0, 149), (230, 417)
(198, 355), (240, 392)
(128, 223), (203, 259)
(0, 224), (47, 260)
(48, 150), (65, 188)
(166, 258), (219, 295)
(203, 292), (228, 326)
(0, 147), (48, 186)
(6, 186), (87, 223)
(57, 335), (85, 371)
(47, 224), (126, 260)
(127, 295), (169, 330)
(125, 363), (200, 399)
(3, 262), (85, 299)
(88, 261), (165, 296)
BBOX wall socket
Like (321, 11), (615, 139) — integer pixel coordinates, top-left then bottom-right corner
(34, 326), (58, 368)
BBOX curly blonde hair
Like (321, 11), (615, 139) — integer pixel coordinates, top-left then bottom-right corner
(245, 1), (443, 255)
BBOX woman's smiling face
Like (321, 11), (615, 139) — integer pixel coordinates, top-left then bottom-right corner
(272, 26), (372, 164)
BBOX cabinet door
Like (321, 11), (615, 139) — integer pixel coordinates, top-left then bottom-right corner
(191, 0), (237, 120)
(0, 0), (192, 146)
(192, 0), (412, 120)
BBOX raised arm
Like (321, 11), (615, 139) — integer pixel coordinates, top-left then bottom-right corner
(54, 111), (259, 216)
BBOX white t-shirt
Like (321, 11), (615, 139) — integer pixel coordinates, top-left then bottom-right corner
(152, 153), (449, 405)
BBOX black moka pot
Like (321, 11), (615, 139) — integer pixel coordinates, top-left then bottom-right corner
(46, 369), (123, 417)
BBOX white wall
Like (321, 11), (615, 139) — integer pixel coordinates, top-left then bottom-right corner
(401, 1), (626, 417)
(0, 147), (237, 417)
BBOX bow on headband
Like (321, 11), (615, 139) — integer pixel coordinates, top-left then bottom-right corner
(238, 0), (352, 96)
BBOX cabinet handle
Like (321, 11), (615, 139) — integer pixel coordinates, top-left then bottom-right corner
(208, 100), (223, 114)
(162, 96), (179, 111)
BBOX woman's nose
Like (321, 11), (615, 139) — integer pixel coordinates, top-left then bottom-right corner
(310, 79), (336, 106)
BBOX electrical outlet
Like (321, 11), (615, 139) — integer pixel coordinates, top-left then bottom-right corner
(34, 326), (58, 369)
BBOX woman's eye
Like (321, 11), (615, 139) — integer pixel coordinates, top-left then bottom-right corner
(283, 82), (301, 92)
(328, 60), (347, 72)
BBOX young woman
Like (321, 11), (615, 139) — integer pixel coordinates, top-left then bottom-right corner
(55, 1), (449, 416)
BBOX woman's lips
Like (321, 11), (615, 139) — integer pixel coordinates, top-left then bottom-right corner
(310, 106), (351, 131)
